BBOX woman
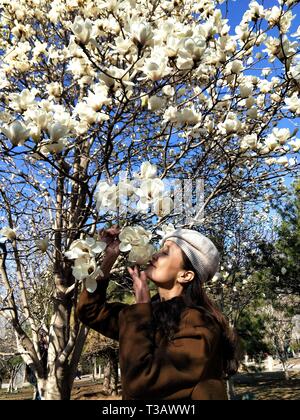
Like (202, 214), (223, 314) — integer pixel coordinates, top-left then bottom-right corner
(77, 226), (239, 400)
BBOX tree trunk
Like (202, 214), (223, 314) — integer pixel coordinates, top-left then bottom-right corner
(226, 378), (236, 400)
(102, 363), (111, 394)
(281, 361), (290, 381)
(43, 369), (72, 400)
(110, 356), (119, 396)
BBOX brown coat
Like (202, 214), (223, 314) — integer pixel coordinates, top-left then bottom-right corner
(76, 280), (228, 400)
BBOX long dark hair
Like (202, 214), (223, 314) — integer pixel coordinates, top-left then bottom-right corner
(151, 250), (240, 378)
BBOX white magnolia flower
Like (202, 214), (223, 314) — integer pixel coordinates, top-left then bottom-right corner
(291, 25), (300, 38)
(128, 244), (155, 265)
(162, 85), (175, 97)
(246, 107), (258, 119)
(36, 237), (49, 252)
(240, 134), (258, 151)
(153, 196), (174, 217)
(0, 227), (17, 240)
(119, 226), (152, 253)
(290, 63), (300, 82)
(219, 112), (241, 134)
(265, 6), (281, 26)
(240, 83), (253, 99)
(248, 1), (265, 19)
(86, 84), (111, 111)
(95, 181), (119, 211)
(281, 267), (287, 275)
(226, 60), (244, 75)
(65, 237), (106, 260)
(261, 68), (271, 77)
(1, 120), (31, 146)
(272, 128), (290, 145)
(71, 16), (93, 45)
(163, 106), (178, 123)
(9, 88), (38, 111)
(24, 108), (50, 130)
(265, 157), (277, 165)
(85, 268), (104, 293)
(46, 82), (63, 98)
(72, 256), (103, 292)
(134, 161), (157, 180)
(277, 156), (289, 166)
(177, 108), (201, 125)
(285, 93), (300, 115)
(135, 179), (165, 211)
(142, 48), (172, 81)
(130, 22), (153, 47)
(47, 122), (69, 142)
(156, 223), (176, 239)
(289, 138), (300, 152)
(40, 138), (68, 154)
(148, 96), (163, 111)
(265, 135), (279, 151)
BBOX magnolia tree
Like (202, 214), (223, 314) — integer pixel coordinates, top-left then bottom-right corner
(0, 0), (300, 399)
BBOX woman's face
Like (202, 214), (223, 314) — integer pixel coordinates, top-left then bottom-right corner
(145, 240), (185, 288)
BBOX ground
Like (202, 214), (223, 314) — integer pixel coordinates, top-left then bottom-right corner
(0, 371), (299, 400)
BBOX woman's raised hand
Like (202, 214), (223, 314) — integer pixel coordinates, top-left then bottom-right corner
(98, 225), (121, 257)
(127, 265), (151, 304)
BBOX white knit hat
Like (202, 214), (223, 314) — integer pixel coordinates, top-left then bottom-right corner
(162, 228), (220, 283)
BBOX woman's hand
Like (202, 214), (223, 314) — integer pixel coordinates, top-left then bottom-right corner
(127, 265), (151, 304)
(98, 225), (121, 280)
(98, 225), (121, 258)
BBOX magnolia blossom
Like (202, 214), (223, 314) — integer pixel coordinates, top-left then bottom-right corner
(156, 223), (176, 239)
(240, 134), (258, 151)
(239, 83), (253, 99)
(141, 48), (172, 81)
(71, 16), (93, 45)
(9, 88), (38, 112)
(128, 244), (155, 265)
(148, 96), (164, 111)
(119, 226), (152, 252)
(118, 225), (154, 264)
(43, 139), (68, 154)
(285, 93), (300, 115)
(272, 128), (291, 145)
(95, 181), (120, 211)
(47, 122), (69, 142)
(65, 237), (107, 260)
(219, 112), (241, 135)
(36, 237), (49, 252)
(0, 227), (17, 240)
(135, 178), (166, 212)
(65, 237), (106, 292)
(163, 106), (201, 125)
(134, 161), (157, 180)
(277, 156), (289, 166)
(226, 60), (244, 75)
(290, 63), (300, 82)
(72, 256), (103, 293)
(85, 84), (111, 111)
(265, 135), (279, 151)
(153, 196), (174, 218)
(1, 120), (31, 146)
(289, 138), (300, 152)
(130, 22), (153, 47)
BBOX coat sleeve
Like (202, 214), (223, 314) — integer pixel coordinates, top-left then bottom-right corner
(119, 303), (220, 399)
(76, 279), (128, 341)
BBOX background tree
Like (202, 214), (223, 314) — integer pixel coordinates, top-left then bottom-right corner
(253, 179), (300, 295)
(0, 0), (300, 399)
